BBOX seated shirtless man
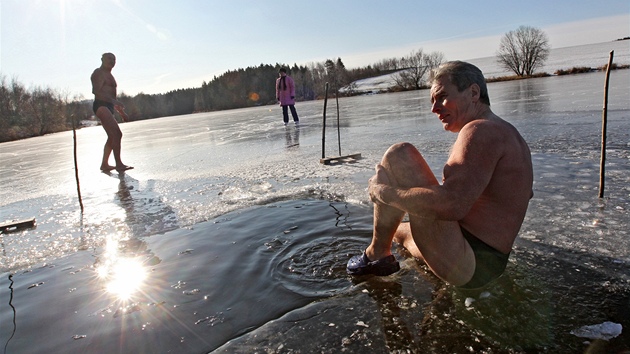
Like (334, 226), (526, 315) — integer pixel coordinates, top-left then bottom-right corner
(347, 61), (533, 289)
(91, 52), (133, 172)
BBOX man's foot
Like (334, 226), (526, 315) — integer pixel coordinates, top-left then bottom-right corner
(116, 165), (134, 172)
(347, 251), (400, 276)
(100, 165), (116, 172)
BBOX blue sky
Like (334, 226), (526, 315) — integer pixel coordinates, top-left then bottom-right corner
(1, 0), (629, 99)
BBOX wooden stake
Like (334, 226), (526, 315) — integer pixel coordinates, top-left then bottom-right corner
(322, 82), (329, 159)
(598, 50), (614, 198)
(319, 83), (362, 165)
(72, 119), (84, 211)
(336, 90), (341, 156)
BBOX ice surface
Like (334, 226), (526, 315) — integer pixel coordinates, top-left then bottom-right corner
(1, 68), (629, 273)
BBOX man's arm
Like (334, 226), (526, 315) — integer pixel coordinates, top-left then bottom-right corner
(114, 105), (130, 122)
(370, 121), (503, 220)
(91, 69), (106, 98)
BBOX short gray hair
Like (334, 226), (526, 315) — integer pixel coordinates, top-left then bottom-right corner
(429, 61), (490, 106)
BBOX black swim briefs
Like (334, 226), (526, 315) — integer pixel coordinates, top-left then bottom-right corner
(93, 99), (115, 114)
(459, 226), (510, 289)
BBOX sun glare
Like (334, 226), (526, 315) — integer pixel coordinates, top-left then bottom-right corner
(103, 258), (147, 300)
(96, 235), (148, 301)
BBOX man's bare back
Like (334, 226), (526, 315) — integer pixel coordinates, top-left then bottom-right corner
(446, 115), (533, 254)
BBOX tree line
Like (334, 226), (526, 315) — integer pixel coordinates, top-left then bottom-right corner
(116, 50), (449, 122)
(1, 25), (553, 143)
(0, 78), (90, 142)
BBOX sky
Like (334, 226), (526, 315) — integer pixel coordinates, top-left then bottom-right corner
(1, 0), (629, 99)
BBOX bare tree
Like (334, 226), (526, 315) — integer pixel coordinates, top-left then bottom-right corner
(26, 86), (65, 136)
(373, 57), (402, 71)
(394, 49), (445, 90)
(497, 26), (550, 76)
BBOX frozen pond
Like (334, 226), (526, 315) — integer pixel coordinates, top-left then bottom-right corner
(2, 69), (629, 270)
(1, 69), (629, 353)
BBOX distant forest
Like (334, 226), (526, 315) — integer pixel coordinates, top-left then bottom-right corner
(0, 53), (425, 142)
(115, 57), (411, 120)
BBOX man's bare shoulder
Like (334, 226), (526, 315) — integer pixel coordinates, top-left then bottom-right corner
(91, 68), (105, 80)
(464, 115), (512, 129)
(461, 116), (521, 141)
(458, 118), (500, 141)
(452, 116), (528, 167)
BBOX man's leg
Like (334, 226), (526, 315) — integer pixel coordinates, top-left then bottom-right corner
(364, 142), (436, 260)
(96, 107), (126, 171)
(355, 142), (476, 286)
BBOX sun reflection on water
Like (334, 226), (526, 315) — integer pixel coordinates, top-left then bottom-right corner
(96, 235), (147, 301)
(105, 258), (147, 300)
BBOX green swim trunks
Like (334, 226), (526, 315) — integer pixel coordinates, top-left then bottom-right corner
(459, 226), (510, 289)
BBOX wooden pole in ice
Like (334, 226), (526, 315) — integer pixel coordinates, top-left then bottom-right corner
(319, 83), (361, 165)
(598, 50), (614, 198)
(335, 90), (341, 156)
(322, 82), (329, 159)
(72, 117), (84, 212)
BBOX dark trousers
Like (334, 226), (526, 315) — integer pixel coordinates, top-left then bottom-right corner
(282, 105), (299, 123)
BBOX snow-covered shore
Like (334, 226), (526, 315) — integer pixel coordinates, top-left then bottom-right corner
(340, 40), (630, 95)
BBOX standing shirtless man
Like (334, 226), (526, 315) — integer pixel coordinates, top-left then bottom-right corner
(347, 61), (533, 289)
(91, 52), (133, 172)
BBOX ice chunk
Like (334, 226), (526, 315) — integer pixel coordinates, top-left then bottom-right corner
(570, 321), (622, 340)
(356, 321), (369, 328)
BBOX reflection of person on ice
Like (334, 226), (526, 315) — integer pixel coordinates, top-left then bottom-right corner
(276, 68), (299, 125)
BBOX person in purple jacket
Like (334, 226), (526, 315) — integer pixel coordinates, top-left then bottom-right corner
(276, 68), (299, 125)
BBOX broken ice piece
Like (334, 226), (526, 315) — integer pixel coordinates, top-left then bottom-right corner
(356, 321), (369, 328)
(570, 321), (622, 340)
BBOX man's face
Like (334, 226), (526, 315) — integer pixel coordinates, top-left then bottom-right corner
(430, 77), (472, 133)
(102, 54), (116, 69)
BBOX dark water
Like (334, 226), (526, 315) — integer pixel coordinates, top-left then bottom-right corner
(1, 69), (630, 353)
(2, 198), (628, 353)
(1, 200), (372, 353)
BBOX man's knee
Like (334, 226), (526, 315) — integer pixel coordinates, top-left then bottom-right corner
(382, 142), (435, 187)
(384, 142), (420, 160)
(382, 142), (423, 166)
(104, 126), (123, 141)
(98, 115), (122, 137)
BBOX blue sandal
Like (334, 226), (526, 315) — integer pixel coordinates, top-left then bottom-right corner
(347, 252), (400, 276)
